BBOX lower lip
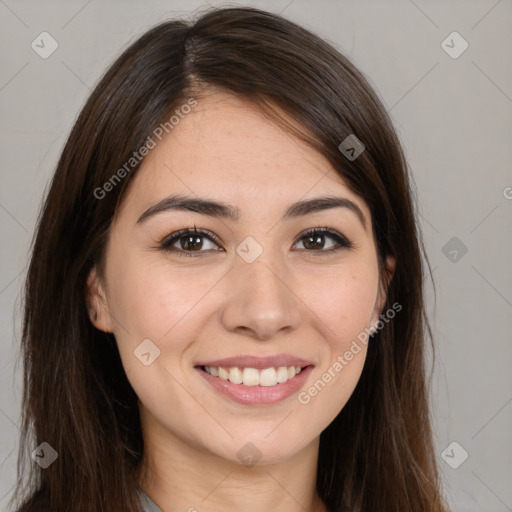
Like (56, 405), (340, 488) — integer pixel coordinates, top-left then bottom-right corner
(196, 366), (314, 405)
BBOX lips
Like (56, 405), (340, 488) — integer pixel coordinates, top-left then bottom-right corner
(194, 354), (314, 405)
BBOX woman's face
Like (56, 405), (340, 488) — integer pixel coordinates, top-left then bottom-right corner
(88, 92), (394, 465)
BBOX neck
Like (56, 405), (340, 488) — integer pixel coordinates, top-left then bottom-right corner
(136, 413), (328, 512)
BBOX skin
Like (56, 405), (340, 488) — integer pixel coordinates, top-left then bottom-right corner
(86, 91), (395, 512)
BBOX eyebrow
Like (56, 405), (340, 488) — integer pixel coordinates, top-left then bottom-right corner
(136, 194), (367, 230)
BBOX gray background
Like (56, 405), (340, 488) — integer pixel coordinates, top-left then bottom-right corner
(1, 1), (511, 510)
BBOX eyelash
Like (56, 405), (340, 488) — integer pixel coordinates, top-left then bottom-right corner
(159, 226), (353, 257)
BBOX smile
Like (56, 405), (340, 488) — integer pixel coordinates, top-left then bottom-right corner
(195, 355), (314, 405)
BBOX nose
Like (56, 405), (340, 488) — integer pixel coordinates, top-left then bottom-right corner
(219, 253), (302, 341)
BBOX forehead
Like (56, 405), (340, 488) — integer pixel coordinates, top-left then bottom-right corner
(118, 92), (370, 224)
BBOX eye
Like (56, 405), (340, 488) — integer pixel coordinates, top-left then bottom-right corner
(160, 226), (352, 257)
(293, 227), (353, 254)
(160, 227), (222, 257)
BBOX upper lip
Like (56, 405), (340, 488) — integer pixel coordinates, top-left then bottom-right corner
(195, 354), (313, 370)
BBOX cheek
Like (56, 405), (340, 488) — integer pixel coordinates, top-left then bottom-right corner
(302, 262), (379, 350)
(293, 265), (378, 425)
(106, 249), (215, 340)
(105, 254), (213, 403)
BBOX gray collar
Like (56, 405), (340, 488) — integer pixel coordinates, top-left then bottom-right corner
(138, 489), (164, 512)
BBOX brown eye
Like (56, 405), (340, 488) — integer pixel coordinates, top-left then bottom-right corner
(160, 228), (222, 256)
(160, 226), (352, 257)
(293, 228), (352, 254)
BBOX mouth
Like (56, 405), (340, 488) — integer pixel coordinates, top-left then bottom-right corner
(194, 355), (314, 405)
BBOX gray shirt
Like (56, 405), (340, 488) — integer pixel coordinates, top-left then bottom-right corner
(139, 489), (164, 512)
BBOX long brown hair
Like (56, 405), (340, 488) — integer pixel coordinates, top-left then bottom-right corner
(12, 6), (448, 512)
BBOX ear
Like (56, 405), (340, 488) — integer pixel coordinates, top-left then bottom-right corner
(370, 255), (396, 332)
(85, 266), (113, 333)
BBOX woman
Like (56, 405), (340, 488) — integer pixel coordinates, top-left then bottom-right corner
(12, 6), (448, 512)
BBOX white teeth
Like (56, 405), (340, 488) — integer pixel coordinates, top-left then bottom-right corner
(218, 367), (229, 380)
(242, 368), (260, 386)
(276, 366), (289, 383)
(228, 367), (243, 384)
(203, 365), (305, 386)
(259, 368), (277, 386)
